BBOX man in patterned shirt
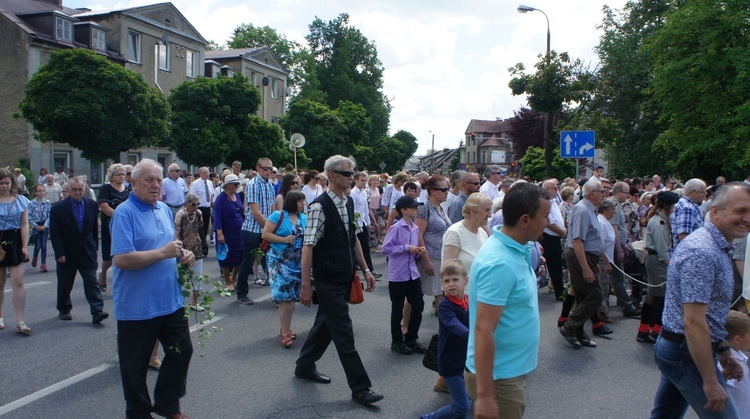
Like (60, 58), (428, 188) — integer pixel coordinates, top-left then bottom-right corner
(670, 178), (707, 252)
(651, 182), (750, 418)
(235, 158), (276, 304)
(294, 155), (382, 406)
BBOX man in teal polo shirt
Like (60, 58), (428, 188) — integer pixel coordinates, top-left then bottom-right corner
(465, 183), (551, 419)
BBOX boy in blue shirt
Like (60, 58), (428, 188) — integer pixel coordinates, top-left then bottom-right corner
(382, 195), (427, 355)
(422, 258), (471, 419)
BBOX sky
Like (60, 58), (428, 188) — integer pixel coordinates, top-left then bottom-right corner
(66, 0), (629, 155)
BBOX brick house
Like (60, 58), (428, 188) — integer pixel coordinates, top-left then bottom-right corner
(460, 118), (514, 175)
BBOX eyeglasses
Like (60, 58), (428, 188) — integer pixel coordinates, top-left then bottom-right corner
(126, 172), (132, 176)
(188, 202), (199, 207)
(332, 170), (355, 178)
(465, 182), (480, 185)
(170, 169), (180, 172)
(592, 189), (606, 194)
(259, 166), (273, 171)
(313, 177), (320, 181)
(433, 187), (450, 192)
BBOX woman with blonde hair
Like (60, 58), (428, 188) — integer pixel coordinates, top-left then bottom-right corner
(0, 169), (31, 334)
(98, 163), (131, 291)
(441, 193), (491, 274)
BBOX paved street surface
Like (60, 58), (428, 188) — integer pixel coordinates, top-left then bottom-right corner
(0, 247), (699, 418)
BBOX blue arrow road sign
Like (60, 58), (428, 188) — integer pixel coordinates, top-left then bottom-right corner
(560, 130), (595, 158)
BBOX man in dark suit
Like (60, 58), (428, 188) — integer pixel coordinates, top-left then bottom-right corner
(50, 177), (108, 323)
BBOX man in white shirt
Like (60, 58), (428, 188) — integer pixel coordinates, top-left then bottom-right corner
(189, 167), (215, 241)
(44, 174), (63, 204)
(541, 180), (567, 300)
(590, 165), (604, 183)
(479, 165), (502, 201)
(162, 163), (188, 217)
(351, 172), (381, 278)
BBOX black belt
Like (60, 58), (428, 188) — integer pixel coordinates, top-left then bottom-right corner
(660, 329), (722, 353)
(166, 204), (182, 208)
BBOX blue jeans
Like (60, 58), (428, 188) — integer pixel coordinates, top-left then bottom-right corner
(32, 228), (49, 265)
(650, 336), (739, 419)
(421, 374), (471, 419)
(236, 231), (266, 298)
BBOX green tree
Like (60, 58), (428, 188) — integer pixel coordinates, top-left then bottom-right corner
(591, 0), (670, 178)
(305, 13), (391, 144)
(167, 75), (261, 166)
(280, 99), (348, 169)
(509, 51), (591, 178)
(643, 0), (750, 180)
(17, 49), (169, 163)
(227, 24), (310, 89)
(227, 115), (300, 168)
(518, 146), (576, 182)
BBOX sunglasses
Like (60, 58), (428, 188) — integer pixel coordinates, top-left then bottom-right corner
(126, 172), (132, 175)
(188, 202), (199, 207)
(259, 166), (273, 171)
(332, 170), (355, 178)
(291, 181), (299, 185)
(433, 187), (450, 192)
(465, 182), (480, 185)
(491, 172), (502, 175)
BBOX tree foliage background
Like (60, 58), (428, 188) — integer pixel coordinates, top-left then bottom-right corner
(17, 49), (169, 163)
(519, 147), (576, 182)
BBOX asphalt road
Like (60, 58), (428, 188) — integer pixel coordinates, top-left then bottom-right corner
(0, 247), (702, 418)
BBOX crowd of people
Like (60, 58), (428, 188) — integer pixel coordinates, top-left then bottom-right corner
(3, 155), (750, 418)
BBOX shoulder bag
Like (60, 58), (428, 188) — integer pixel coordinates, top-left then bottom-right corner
(260, 211), (285, 252)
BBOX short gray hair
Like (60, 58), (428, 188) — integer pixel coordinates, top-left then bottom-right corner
(683, 178), (706, 195)
(448, 170), (465, 187)
(184, 193), (199, 204)
(168, 163), (180, 172)
(597, 198), (617, 214)
(324, 155), (356, 173)
(583, 180), (602, 197)
(132, 158), (162, 180)
(712, 182), (750, 210)
(484, 165), (500, 178)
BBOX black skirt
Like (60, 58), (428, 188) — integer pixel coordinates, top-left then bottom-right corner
(0, 229), (26, 267)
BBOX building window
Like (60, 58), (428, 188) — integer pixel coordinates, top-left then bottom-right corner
(250, 71), (257, 85)
(271, 78), (279, 99)
(53, 151), (71, 173)
(271, 117), (279, 124)
(55, 17), (72, 42)
(127, 31), (141, 63)
(126, 153), (140, 167)
(92, 28), (106, 51)
(158, 43), (170, 71)
(186, 50), (197, 78)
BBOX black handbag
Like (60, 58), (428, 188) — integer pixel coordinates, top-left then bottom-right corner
(422, 334), (439, 372)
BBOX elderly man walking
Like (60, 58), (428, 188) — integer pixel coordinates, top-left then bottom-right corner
(650, 182), (749, 418)
(110, 159), (196, 419)
(189, 167), (215, 241)
(559, 180), (610, 349)
(448, 171), (480, 224)
(479, 166), (502, 201)
(670, 178), (707, 251)
(295, 155), (382, 406)
(162, 163), (188, 217)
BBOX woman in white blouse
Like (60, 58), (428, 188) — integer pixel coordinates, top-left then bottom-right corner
(441, 193), (492, 274)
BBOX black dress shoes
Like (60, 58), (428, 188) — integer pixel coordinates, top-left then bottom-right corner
(352, 388), (384, 405)
(92, 311), (109, 324)
(294, 368), (331, 384)
(58, 312), (72, 321)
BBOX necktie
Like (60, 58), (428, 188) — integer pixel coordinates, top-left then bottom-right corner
(204, 179), (209, 206)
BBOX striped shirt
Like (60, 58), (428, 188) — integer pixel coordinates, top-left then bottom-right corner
(670, 196), (703, 252)
(303, 190), (362, 246)
(241, 175), (275, 233)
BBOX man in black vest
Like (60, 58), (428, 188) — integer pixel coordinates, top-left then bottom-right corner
(295, 155), (383, 406)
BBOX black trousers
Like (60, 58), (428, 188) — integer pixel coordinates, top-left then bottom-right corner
(564, 248), (602, 333)
(56, 253), (103, 315)
(117, 308), (192, 419)
(541, 233), (564, 299)
(296, 280), (372, 392)
(388, 279), (424, 343)
(198, 207), (211, 239)
(356, 227), (374, 272)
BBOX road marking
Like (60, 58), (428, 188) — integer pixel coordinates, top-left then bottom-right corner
(0, 313), (227, 416)
(253, 293), (272, 303)
(0, 363), (114, 416)
(4, 281), (52, 293)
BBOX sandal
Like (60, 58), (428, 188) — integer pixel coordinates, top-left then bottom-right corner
(0, 317), (4, 330)
(281, 333), (294, 348)
(16, 322), (31, 335)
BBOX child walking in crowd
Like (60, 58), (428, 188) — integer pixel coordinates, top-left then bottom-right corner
(421, 259), (471, 419)
(719, 311), (750, 416)
(381, 195), (427, 355)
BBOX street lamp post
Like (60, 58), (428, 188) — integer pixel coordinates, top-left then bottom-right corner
(517, 5), (554, 178)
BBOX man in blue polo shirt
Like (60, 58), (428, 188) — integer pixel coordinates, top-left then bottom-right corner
(111, 158), (196, 419)
(465, 183), (551, 419)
